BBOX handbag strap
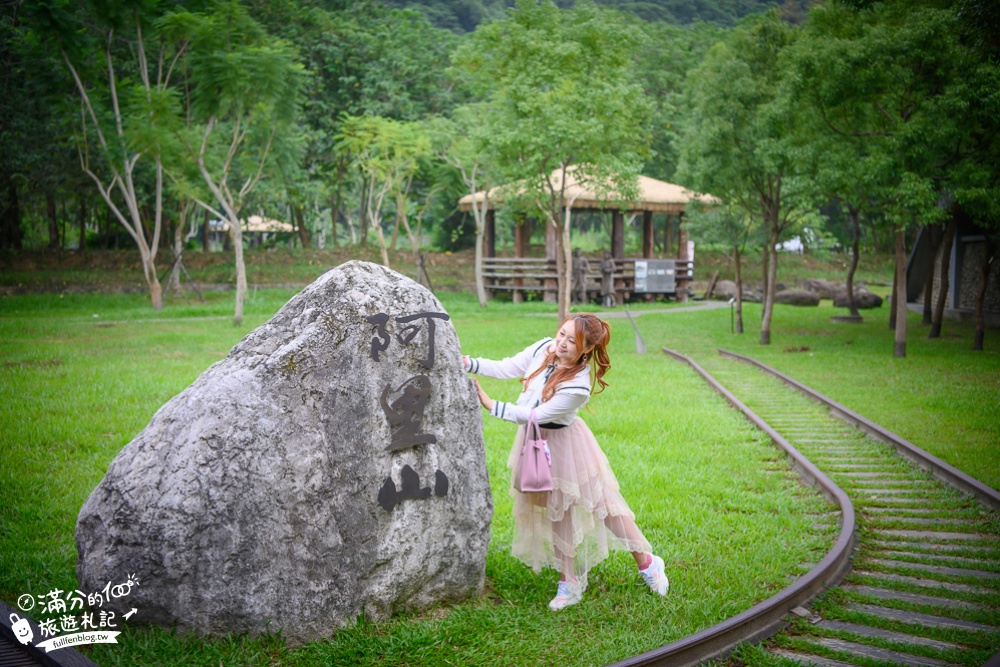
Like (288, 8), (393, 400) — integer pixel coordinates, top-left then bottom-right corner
(527, 409), (543, 441)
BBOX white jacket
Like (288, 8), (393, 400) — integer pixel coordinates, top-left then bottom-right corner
(466, 338), (592, 427)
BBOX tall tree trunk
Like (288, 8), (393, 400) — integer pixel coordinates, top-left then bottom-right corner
(893, 227), (907, 358)
(560, 207), (574, 322)
(231, 223), (246, 325)
(292, 200), (311, 249)
(395, 192), (420, 270)
(390, 204), (401, 251)
(973, 235), (996, 351)
(544, 220), (558, 305)
(734, 244), (744, 334)
(845, 204), (861, 317)
(760, 242), (769, 320)
(367, 175), (390, 268)
(760, 226), (779, 345)
(930, 215), (957, 338)
(47, 192), (60, 249)
(168, 200), (189, 296)
(330, 158), (347, 249)
(922, 225), (940, 324)
(554, 214), (568, 322)
(359, 172), (370, 248)
(473, 204), (489, 307)
(889, 267), (897, 330)
(329, 200), (339, 249)
(134, 229), (163, 311)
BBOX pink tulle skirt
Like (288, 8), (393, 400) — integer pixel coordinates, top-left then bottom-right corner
(507, 418), (650, 587)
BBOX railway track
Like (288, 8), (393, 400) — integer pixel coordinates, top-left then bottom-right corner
(610, 348), (999, 667)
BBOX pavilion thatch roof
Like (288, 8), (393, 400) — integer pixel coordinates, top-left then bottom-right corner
(458, 168), (719, 215)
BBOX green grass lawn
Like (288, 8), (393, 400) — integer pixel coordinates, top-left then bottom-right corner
(1, 280), (996, 667)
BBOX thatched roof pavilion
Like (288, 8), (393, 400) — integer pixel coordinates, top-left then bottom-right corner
(458, 171), (718, 216)
(458, 169), (718, 262)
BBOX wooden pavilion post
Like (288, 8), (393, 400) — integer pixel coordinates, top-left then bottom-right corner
(612, 209), (625, 303)
(664, 214), (674, 257)
(514, 215), (528, 257)
(611, 209), (625, 259)
(484, 209), (496, 259)
(642, 210), (654, 259)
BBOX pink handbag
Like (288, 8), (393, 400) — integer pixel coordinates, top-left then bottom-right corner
(515, 410), (553, 493)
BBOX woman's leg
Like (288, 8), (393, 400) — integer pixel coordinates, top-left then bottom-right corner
(603, 513), (651, 567)
(548, 511), (584, 610)
(603, 513), (668, 595)
(552, 511), (576, 581)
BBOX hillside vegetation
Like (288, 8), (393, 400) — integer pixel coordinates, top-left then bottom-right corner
(382, 0), (810, 31)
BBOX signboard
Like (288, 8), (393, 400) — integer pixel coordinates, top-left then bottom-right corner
(633, 259), (676, 293)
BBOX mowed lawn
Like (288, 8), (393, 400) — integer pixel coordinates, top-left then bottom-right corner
(1, 285), (995, 667)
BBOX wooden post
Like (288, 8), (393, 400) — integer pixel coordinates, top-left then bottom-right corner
(514, 215), (527, 303)
(642, 210), (654, 259)
(484, 209), (496, 259)
(612, 209), (624, 260)
(612, 210), (625, 303)
(545, 218), (558, 303)
(663, 214), (673, 257)
(514, 216), (528, 257)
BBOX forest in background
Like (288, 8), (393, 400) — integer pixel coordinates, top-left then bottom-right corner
(381, 0), (811, 32)
(1, 0), (997, 349)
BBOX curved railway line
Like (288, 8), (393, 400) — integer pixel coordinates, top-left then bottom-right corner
(607, 347), (1000, 667)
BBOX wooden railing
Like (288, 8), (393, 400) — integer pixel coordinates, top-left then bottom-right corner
(481, 257), (693, 301)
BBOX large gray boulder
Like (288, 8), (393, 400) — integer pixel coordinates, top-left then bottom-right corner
(801, 279), (839, 299)
(834, 286), (884, 309)
(774, 289), (821, 306)
(713, 280), (738, 300)
(76, 261), (492, 645)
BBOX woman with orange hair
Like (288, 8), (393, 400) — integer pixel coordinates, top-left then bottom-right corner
(463, 313), (668, 611)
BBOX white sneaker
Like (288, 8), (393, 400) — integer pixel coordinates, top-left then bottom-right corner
(548, 579), (584, 611)
(639, 555), (669, 596)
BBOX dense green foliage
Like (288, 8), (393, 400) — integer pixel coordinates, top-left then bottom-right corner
(382, 0), (807, 31)
(2, 0), (997, 346)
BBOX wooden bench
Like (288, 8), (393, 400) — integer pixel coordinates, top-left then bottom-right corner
(480, 256), (692, 302)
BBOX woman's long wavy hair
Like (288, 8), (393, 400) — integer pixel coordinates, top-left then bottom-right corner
(522, 313), (611, 402)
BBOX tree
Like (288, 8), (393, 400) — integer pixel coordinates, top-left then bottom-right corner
(335, 115), (429, 269)
(678, 11), (818, 345)
(783, 7), (900, 321)
(453, 0), (653, 321)
(159, 1), (304, 325)
(785, 0), (989, 357)
(426, 107), (497, 306)
(686, 201), (757, 333)
(251, 1), (459, 251)
(25, 0), (186, 309)
(1, 3), (82, 253)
